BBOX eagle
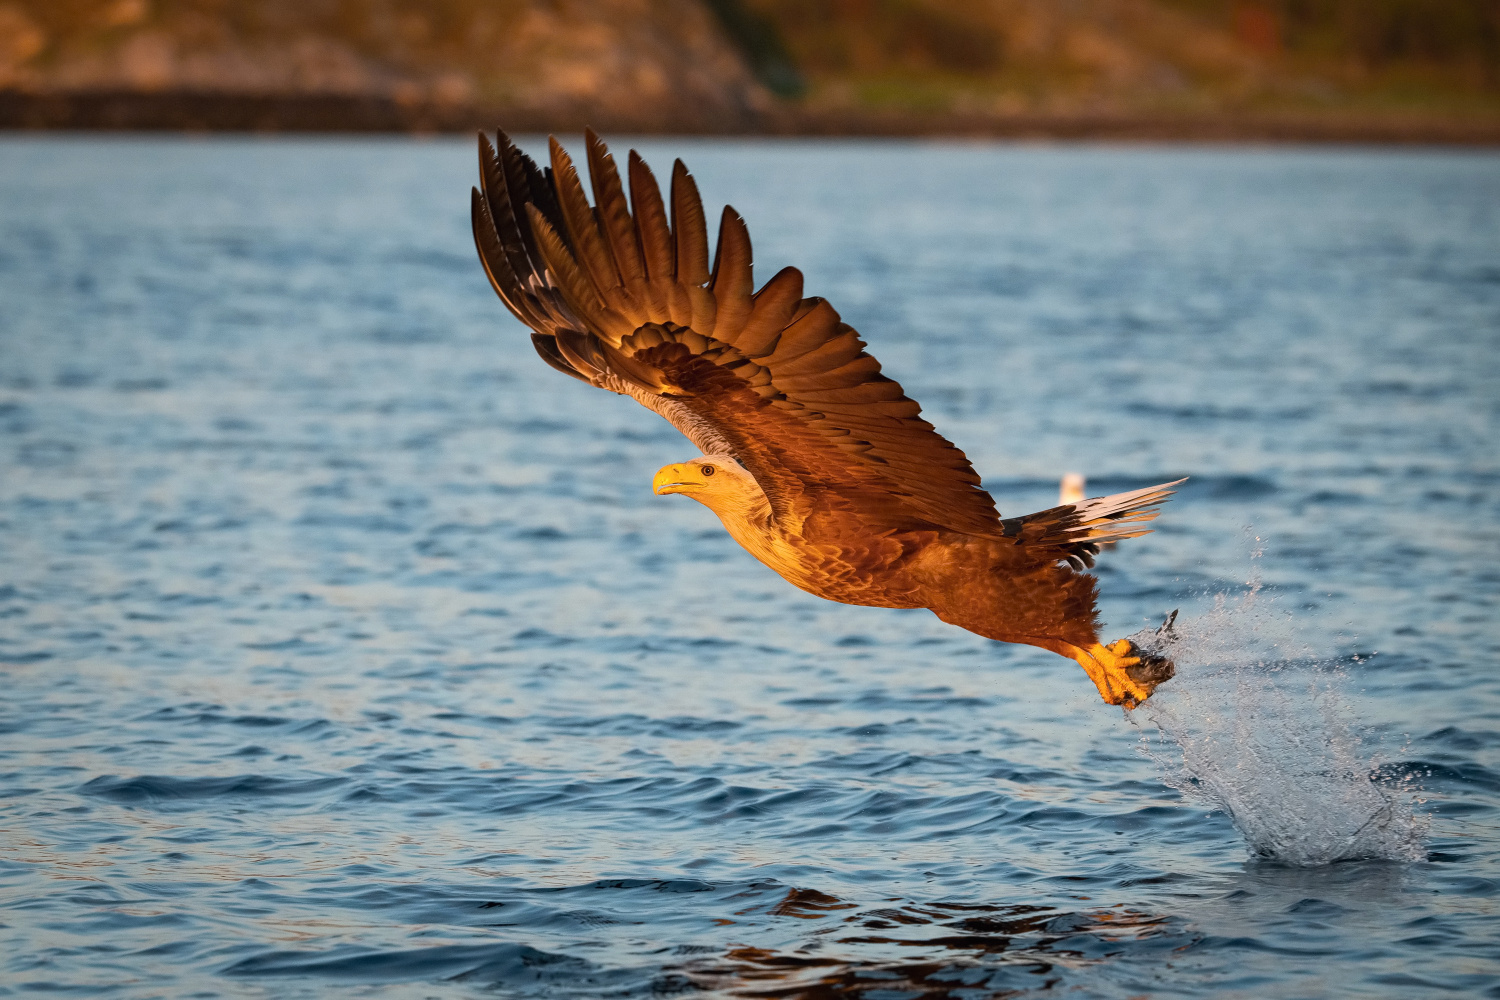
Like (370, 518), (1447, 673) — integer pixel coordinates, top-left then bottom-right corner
(470, 130), (1179, 707)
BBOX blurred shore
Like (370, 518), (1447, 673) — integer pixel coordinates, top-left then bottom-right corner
(2, 0), (1497, 144)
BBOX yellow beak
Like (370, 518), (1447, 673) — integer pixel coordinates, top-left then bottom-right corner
(653, 463), (703, 495)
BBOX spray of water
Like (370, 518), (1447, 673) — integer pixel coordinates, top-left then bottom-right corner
(1129, 550), (1427, 866)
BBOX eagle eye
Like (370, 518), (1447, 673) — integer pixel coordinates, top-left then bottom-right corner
(700, 465), (715, 477)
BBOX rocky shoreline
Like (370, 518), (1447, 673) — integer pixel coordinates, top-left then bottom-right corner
(4, 89), (1499, 145)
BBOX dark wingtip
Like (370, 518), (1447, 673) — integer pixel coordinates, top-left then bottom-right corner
(469, 185), (487, 232)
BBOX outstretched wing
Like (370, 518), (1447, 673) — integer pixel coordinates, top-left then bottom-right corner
(471, 129), (1004, 536)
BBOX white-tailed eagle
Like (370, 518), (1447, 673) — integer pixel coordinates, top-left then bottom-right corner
(471, 130), (1179, 706)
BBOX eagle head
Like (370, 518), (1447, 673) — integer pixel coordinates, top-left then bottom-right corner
(653, 456), (759, 513)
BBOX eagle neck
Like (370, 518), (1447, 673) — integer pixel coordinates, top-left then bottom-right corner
(710, 498), (786, 570)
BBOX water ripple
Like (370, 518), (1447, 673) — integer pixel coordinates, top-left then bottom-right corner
(1, 137), (1496, 998)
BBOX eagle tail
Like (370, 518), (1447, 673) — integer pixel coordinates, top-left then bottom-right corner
(1000, 478), (1186, 570)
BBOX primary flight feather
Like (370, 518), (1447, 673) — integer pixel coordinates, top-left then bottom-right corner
(471, 129), (1179, 707)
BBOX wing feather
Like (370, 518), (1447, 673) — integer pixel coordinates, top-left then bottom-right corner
(757, 300), (841, 367)
(737, 266), (803, 355)
(776, 356), (883, 393)
(686, 283), (718, 339)
(526, 205), (602, 321)
(497, 130), (561, 273)
(473, 133), (591, 379)
(772, 329), (866, 377)
(472, 188), (535, 323)
(792, 378), (907, 405)
(628, 151), (674, 282)
(478, 134), (541, 296)
(548, 138), (624, 314)
(585, 129), (646, 288)
(530, 332), (592, 383)
(710, 207), (754, 343)
(671, 160), (711, 286)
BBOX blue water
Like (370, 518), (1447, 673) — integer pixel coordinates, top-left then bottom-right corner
(1, 135), (1497, 997)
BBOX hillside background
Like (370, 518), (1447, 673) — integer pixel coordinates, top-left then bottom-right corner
(1, 0), (1497, 138)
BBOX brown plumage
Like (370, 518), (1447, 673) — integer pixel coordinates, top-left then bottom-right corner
(471, 130), (1181, 707)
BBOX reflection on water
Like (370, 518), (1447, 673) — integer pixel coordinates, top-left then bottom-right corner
(683, 891), (1179, 998)
(220, 880), (1187, 997)
(1, 136), (1498, 998)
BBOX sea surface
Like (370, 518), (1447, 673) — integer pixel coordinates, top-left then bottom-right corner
(1, 135), (1497, 998)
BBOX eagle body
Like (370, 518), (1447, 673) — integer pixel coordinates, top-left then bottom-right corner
(679, 470), (1100, 652)
(471, 130), (1179, 707)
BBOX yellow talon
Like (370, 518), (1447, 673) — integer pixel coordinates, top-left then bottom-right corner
(1072, 637), (1175, 709)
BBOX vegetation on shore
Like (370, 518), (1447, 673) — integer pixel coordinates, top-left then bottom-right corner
(0, 0), (1496, 135)
(725, 0), (1500, 116)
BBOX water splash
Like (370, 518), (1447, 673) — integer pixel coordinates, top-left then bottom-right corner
(1130, 559), (1427, 867)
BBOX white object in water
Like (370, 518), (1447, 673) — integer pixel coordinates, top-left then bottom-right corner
(1060, 472), (1086, 505)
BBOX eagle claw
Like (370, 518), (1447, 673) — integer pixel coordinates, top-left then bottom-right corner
(1077, 614), (1179, 708)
